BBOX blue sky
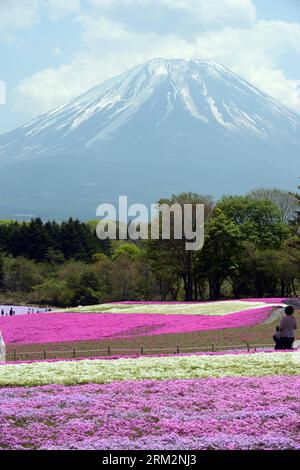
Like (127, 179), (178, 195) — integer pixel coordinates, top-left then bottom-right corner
(1, 0), (300, 134)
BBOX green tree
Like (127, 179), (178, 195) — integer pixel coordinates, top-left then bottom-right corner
(216, 196), (290, 249)
(197, 210), (242, 300)
(3, 257), (44, 293)
(0, 218), (112, 262)
(248, 188), (298, 223)
(277, 245), (300, 297)
(295, 180), (300, 244)
(112, 243), (142, 261)
(110, 253), (139, 300)
(33, 279), (69, 306)
(0, 252), (4, 290)
(146, 193), (214, 301)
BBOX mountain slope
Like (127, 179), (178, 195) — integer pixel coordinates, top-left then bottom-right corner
(0, 58), (299, 219)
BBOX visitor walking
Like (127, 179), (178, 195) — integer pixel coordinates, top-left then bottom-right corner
(276, 306), (297, 350)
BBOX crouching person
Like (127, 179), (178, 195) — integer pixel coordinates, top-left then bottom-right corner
(273, 326), (281, 350)
(279, 306), (297, 350)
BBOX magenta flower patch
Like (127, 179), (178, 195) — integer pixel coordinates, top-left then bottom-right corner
(0, 307), (272, 345)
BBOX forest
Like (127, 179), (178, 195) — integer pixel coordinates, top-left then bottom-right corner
(0, 187), (299, 307)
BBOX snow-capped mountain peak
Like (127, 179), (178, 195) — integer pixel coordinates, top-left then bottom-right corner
(0, 58), (299, 219)
(3, 58), (299, 158)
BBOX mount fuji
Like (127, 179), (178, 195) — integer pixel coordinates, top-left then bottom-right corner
(0, 58), (299, 219)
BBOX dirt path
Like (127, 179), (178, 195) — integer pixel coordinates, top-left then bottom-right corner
(262, 307), (284, 325)
(284, 299), (300, 309)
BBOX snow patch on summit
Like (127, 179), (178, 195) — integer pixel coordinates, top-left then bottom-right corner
(180, 87), (208, 123)
(206, 96), (232, 130)
(153, 64), (168, 77)
(70, 95), (124, 131)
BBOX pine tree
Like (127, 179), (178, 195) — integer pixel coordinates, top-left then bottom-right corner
(297, 179), (300, 224)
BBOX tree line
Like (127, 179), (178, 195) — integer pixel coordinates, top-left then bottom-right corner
(0, 218), (111, 262)
(0, 187), (299, 307)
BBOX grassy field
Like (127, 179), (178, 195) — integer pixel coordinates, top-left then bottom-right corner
(6, 308), (299, 362)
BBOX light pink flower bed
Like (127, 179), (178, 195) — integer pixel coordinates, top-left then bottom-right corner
(239, 298), (287, 303)
(118, 298), (287, 304)
(1, 376), (299, 450)
(0, 307), (272, 345)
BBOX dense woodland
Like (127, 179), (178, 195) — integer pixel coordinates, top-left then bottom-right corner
(0, 187), (299, 307)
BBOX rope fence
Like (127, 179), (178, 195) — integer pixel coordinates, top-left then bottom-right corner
(6, 341), (276, 363)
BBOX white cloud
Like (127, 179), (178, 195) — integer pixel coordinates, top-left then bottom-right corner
(190, 20), (300, 111)
(43, 0), (81, 18)
(88, 0), (148, 7)
(0, 0), (81, 33)
(0, 0), (39, 31)
(160, 0), (256, 26)
(78, 15), (132, 41)
(14, 54), (138, 114)
(89, 0), (256, 26)
(52, 46), (61, 56)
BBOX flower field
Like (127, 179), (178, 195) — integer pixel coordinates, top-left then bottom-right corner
(0, 299), (285, 346)
(61, 299), (285, 315)
(0, 307), (274, 345)
(1, 376), (300, 450)
(0, 351), (299, 386)
(0, 351), (299, 450)
(0, 299), (297, 450)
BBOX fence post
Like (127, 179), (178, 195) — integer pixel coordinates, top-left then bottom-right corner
(211, 343), (215, 352)
(246, 341), (250, 352)
(140, 346), (144, 356)
(107, 346), (111, 356)
(176, 345), (180, 354)
(43, 348), (47, 360)
(13, 349), (17, 362)
(73, 348), (76, 359)
(0, 331), (6, 364)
